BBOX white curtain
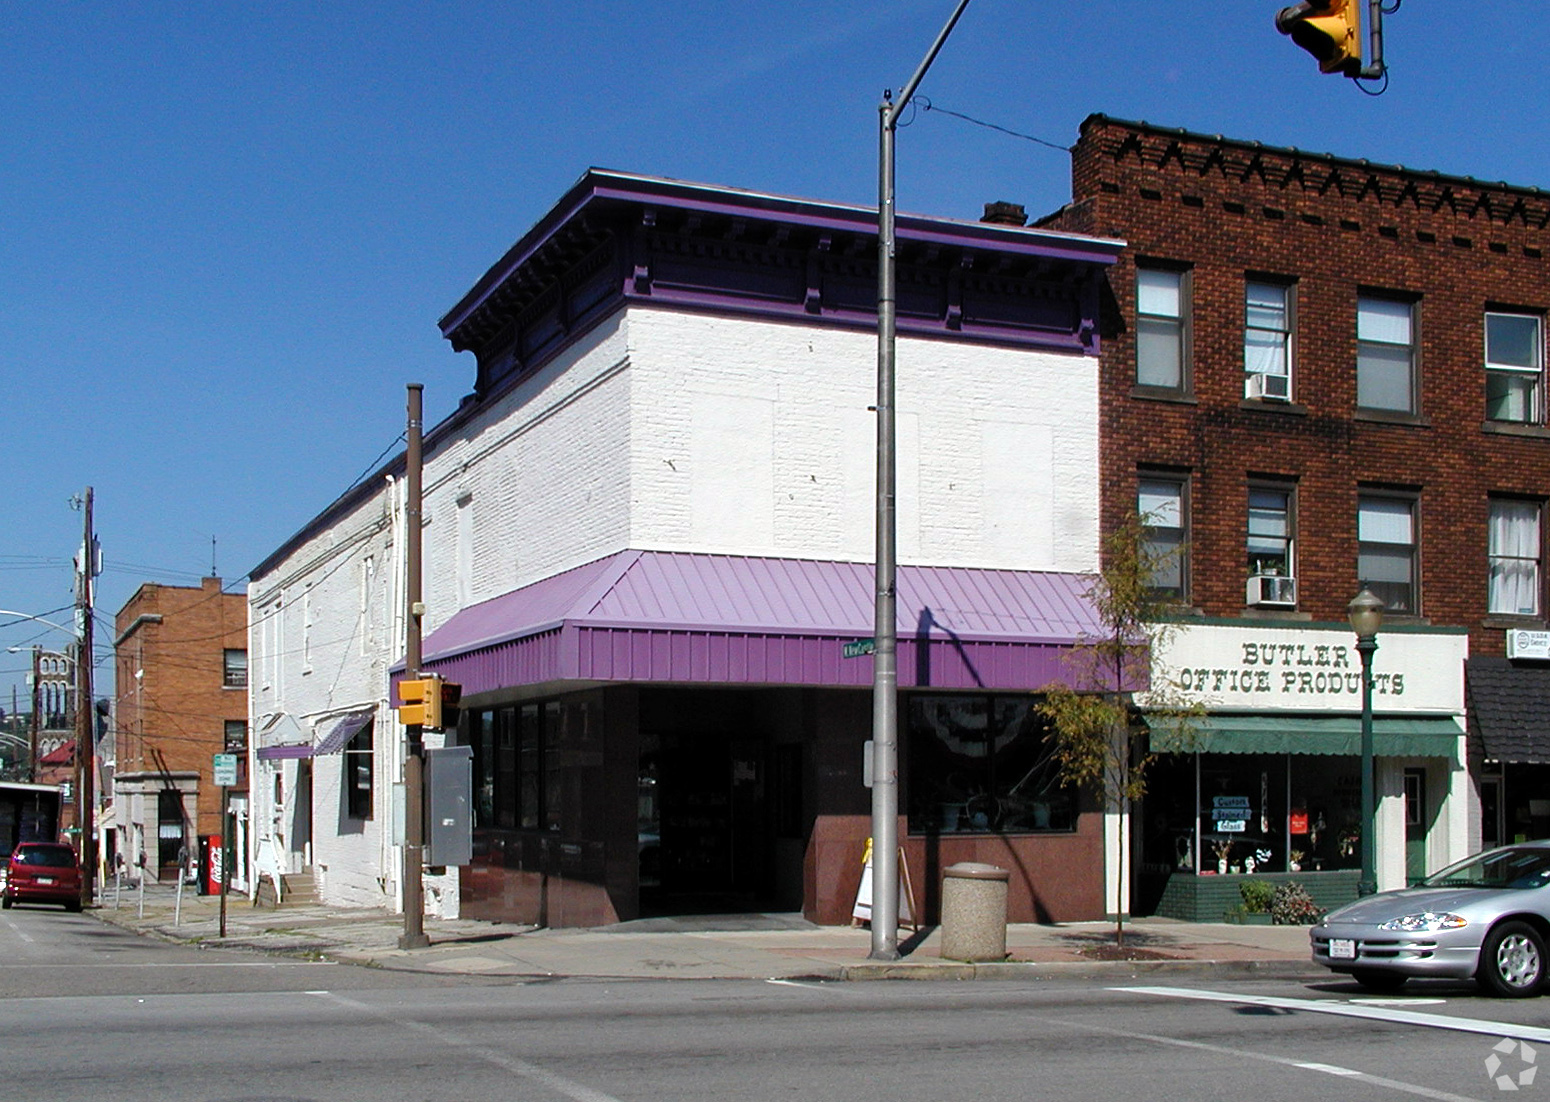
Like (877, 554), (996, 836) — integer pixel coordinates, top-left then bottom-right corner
(1490, 501), (1541, 615)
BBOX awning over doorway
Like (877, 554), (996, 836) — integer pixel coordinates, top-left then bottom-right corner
(414, 550), (1111, 697)
(1148, 713), (1464, 756)
(1467, 657), (1550, 764)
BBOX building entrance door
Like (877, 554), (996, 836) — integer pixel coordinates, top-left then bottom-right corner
(640, 731), (770, 914)
(1404, 768), (1427, 883)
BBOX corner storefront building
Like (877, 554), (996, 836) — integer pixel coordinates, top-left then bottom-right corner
(1138, 620), (1470, 920)
(249, 170), (1127, 926)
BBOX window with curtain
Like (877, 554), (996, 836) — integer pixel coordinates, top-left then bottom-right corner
(1244, 281), (1292, 399)
(1136, 267), (1188, 390)
(1486, 313), (1544, 424)
(1489, 499), (1542, 616)
(1357, 296), (1417, 414)
(1139, 476), (1188, 598)
(1358, 495), (1418, 613)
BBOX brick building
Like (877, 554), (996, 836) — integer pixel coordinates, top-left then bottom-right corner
(113, 577), (248, 884)
(1039, 114), (1550, 917)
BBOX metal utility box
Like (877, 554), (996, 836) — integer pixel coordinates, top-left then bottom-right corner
(424, 745), (473, 867)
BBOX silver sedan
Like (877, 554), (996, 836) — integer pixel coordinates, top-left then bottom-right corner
(1310, 841), (1550, 997)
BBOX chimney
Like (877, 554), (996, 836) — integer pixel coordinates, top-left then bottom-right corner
(981, 201), (1028, 227)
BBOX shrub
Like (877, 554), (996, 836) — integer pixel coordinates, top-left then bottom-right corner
(1271, 881), (1324, 926)
(1239, 880), (1275, 914)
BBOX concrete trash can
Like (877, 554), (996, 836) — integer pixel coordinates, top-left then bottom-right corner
(939, 861), (1010, 962)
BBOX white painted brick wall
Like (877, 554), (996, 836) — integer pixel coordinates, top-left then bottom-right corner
(627, 309), (1099, 571)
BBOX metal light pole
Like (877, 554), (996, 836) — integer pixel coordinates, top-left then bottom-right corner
(871, 0), (971, 962)
(1348, 587), (1384, 897)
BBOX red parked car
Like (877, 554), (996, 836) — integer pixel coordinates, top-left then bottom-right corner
(3, 843), (83, 911)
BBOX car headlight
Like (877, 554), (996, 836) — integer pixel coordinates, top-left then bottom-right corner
(1378, 912), (1468, 932)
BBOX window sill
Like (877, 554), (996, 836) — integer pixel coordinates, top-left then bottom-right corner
(1481, 421), (1550, 440)
(1129, 386), (1197, 405)
(1239, 608), (1313, 621)
(1355, 409), (1432, 428)
(1482, 615), (1548, 630)
(1238, 399), (1310, 417)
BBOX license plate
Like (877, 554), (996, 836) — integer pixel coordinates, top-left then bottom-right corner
(1329, 938), (1357, 960)
(37, 877), (54, 885)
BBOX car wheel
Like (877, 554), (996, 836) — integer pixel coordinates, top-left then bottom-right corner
(1351, 969), (1408, 993)
(1478, 921), (1547, 998)
(0, 894), (10, 909)
(65, 899), (83, 913)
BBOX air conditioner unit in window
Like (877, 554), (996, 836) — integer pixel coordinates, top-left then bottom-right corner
(1246, 372), (1291, 402)
(1247, 574), (1298, 607)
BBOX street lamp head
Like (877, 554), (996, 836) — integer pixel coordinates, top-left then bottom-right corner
(1348, 586), (1385, 640)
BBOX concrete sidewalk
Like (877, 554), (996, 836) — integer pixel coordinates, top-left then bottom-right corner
(89, 883), (1320, 982)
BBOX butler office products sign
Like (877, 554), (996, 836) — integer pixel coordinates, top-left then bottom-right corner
(1142, 622), (1467, 714)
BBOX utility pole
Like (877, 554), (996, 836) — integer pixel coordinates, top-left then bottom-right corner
(75, 486), (96, 907)
(870, 0), (971, 963)
(399, 384), (429, 949)
(29, 647), (39, 784)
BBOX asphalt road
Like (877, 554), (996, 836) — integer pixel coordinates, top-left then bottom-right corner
(6, 904), (1550, 1101)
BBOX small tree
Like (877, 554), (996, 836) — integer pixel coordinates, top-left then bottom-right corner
(1038, 511), (1199, 946)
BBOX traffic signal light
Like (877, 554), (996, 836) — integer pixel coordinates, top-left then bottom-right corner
(1275, 0), (1361, 76)
(436, 679), (462, 733)
(396, 676), (461, 731)
(398, 678), (432, 727)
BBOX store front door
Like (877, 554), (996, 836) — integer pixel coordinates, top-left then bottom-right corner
(640, 731), (771, 915)
(1404, 768), (1427, 882)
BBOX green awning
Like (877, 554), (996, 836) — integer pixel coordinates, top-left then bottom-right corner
(1147, 714), (1464, 757)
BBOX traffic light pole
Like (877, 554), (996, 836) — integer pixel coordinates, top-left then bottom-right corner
(399, 384), (429, 950)
(870, 0), (971, 963)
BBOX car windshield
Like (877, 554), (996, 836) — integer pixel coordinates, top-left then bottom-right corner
(12, 845), (76, 868)
(1422, 846), (1550, 890)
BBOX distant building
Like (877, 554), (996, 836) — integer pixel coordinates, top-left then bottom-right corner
(112, 577), (248, 886)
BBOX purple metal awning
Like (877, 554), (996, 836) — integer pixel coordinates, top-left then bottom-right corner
(415, 551), (1107, 698)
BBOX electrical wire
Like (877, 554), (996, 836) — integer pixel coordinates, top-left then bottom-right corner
(915, 97), (1072, 153)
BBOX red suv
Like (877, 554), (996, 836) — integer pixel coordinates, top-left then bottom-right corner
(3, 843), (83, 911)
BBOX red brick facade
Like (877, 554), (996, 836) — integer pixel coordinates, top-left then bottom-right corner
(1040, 114), (1550, 650)
(113, 577), (246, 878)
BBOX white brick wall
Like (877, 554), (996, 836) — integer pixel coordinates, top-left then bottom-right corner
(249, 302), (1100, 912)
(627, 309), (1099, 570)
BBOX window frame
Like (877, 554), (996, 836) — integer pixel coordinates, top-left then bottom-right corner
(345, 720), (374, 820)
(222, 649), (247, 689)
(1244, 279), (1294, 401)
(1357, 492), (1420, 615)
(1485, 311), (1545, 425)
(1356, 294), (1420, 415)
(1138, 473), (1189, 601)
(1247, 483), (1296, 581)
(1488, 497), (1543, 617)
(1134, 265), (1191, 393)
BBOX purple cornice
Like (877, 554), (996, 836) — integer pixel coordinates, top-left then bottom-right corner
(439, 169), (1123, 348)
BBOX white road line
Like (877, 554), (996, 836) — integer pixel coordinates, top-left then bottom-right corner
(764, 978), (848, 994)
(311, 991), (626, 1102)
(1, 920), (35, 944)
(1039, 1011), (1486, 1102)
(1117, 985), (1550, 1044)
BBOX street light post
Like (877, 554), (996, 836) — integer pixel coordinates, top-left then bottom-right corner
(871, 0), (972, 963)
(1348, 587), (1385, 897)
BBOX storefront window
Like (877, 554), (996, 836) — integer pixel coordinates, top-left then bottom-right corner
(906, 694), (1074, 834)
(1288, 755), (1361, 872)
(1199, 755), (1285, 874)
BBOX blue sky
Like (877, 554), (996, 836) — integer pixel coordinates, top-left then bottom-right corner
(0, 0), (1542, 710)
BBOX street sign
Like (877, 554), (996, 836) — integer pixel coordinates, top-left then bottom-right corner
(212, 753), (239, 787)
(842, 638), (876, 659)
